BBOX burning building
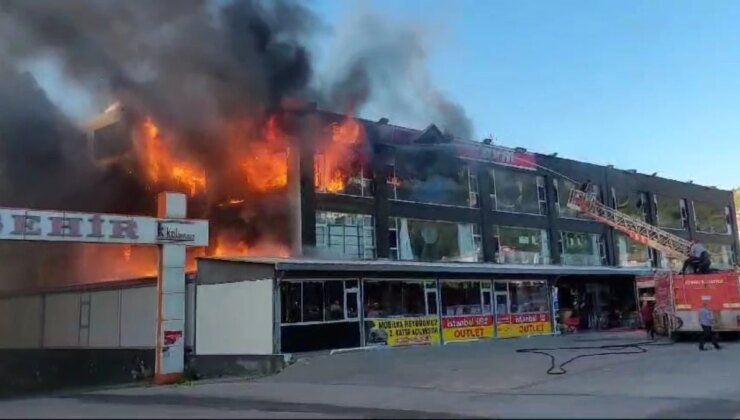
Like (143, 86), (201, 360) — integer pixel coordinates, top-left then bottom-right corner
(0, 0), (739, 394)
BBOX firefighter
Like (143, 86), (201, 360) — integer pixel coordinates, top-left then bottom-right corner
(681, 241), (712, 274)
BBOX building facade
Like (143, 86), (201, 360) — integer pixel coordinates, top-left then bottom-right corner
(83, 106), (739, 354)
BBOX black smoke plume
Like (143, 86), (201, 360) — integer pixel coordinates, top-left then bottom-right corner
(0, 0), (475, 290)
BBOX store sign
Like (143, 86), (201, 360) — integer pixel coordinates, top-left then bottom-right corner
(496, 313), (552, 338)
(0, 207), (208, 245)
(442, 315), (494, 342)
(156, 220), (204, 244)
(365, 317), (440, 347)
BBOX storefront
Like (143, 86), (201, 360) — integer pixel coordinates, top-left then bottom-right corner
(194, 257), (650, 356)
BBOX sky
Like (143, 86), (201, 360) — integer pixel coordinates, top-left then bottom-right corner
(30, 0), (740, 190)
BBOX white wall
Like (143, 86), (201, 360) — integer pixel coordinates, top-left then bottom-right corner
(120, 286), (157, 347)
(0, 296), (43, 348)
(0, 281), (196, 349)
(43, 293), (81, 347)
(196, 279), (274, 355)
(89, 290), (121, 347)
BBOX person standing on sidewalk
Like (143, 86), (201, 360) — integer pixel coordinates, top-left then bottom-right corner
(698, 302), (721, 351)
(641, 301), (655, 340)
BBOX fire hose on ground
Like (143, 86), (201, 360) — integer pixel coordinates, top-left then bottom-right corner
(515, 339), (676, 375)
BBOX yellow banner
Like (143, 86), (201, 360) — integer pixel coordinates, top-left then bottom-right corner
(367, 317), (440, 347)
(496, 313), (552, 338)
(442, 315), (494, 342)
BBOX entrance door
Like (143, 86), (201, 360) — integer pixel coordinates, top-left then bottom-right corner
(495, 292), (510, 316)
(424, 282), (438, 316)
(481, 289), (493, 314)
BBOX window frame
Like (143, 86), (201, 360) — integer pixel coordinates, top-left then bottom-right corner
(489, 167), (548, 216)
(362, 278), (439, 319)
(386, 162), (479, 208)
(280, 279), (361, 326)
(315, 211), (376, 260)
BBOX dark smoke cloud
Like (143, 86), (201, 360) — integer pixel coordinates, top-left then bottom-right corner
(0, 0), (475, 289)
(319, 13), (474, 140)
(0, 0), (318, 135)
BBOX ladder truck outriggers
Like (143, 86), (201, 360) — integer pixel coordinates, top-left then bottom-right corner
(567, 189), (740, 337)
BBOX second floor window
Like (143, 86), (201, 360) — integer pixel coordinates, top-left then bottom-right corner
(493, 225), (550, 264)
(314, 152), (373, 197)
(489, 168), (547, 215)
(315, 211), (375, 260)
(554, 179), (599, 219)
(388, 217), (482, 262)
(615, 232), (652, 268)
(558, 231), (606, 266)
(693, 201), (731, 234)
(654, 194), (688, 230)
(387, 157), (478, 208)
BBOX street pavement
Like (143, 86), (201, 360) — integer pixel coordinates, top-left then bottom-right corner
(1, 331), (739, 418)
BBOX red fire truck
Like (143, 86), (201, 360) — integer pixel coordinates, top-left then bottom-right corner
(568, 189), (740, 337)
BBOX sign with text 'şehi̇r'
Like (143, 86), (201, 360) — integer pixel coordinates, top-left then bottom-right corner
(365, 317), (440, 347)
(496, 313), (552, 338)
(442, 315), (494, 342)
(0, 207), (208, 245)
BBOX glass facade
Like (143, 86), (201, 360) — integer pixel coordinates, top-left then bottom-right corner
(693, 201), (730, 234)
(558, 231), (606, 266)
(388, 218), (482, 262)
(493, 225), (550, 264)
(315, 211), (375, 260)
(489, 168), (547, 215)
(616, 232), (652, 268)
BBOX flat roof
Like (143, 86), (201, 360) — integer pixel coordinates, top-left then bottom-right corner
(199, 256), (652, 276)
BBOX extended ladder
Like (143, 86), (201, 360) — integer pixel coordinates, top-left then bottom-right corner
(567, 189), (691, 260)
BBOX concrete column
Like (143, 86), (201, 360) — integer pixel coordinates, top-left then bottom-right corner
(154, 192), (187, 384)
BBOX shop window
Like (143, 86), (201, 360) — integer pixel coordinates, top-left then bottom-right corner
(387, 157), (478, 208)
(302, 282), (324, 322)
(612, 189), (649, 221)
(315, 211), (375, 259)
(280, 282), (301, 324)
(616, 232), (652, 268)
(705, 243), (735, 269)
(280, 280), (359, 324)
(558, 231), (605, 266)
(554, 178), (599, 219)
(324, 281), (345, 321)
(389, 217), (482, 262)
(489, 168), (547, 215)
(493, 225), (550, 264)
(693, 201), (731, 234)
(441, 281), (491, 315)
(363, 280), (435, 318)
(508, 281), (549, 314)
(654, 195), (686, 230)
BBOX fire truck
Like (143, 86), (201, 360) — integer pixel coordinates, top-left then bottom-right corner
(567, 189), (740, 337)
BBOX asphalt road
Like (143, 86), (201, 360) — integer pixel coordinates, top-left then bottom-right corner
(1, 331), (739, 418)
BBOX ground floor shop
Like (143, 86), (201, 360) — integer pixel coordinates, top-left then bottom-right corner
(195, 257), (649, 355)
(278, 278), (554, 352)
(555, 275), (640, 332)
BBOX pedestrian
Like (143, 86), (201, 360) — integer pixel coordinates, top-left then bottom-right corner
(698, 301), (721, 351)
(640, 301), (655, 340)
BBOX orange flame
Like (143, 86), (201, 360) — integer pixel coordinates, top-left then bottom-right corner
(314, 116), (365, 193)
(238, 115), (289, 193)
(138, 118), (207, 196)
(212, 233), (290, 258)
